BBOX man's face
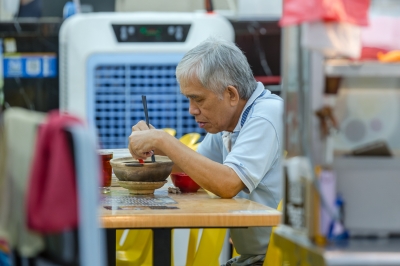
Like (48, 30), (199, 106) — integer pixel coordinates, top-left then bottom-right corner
(181, 82), (236, 133)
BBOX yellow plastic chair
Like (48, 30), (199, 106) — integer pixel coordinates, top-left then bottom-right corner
(162, 128), (176, 137)
(116, 229), (153, 266)
(263, 200), (283, 266)
(191, 142), (201, 151)
(232, 245), (239, 258)
(186, 229), (200, 266)
(187, 228), (227, 266)
(179, 133), (201, 148)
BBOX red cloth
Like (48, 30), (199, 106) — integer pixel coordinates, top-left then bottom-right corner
(26, 111), (83, 233)
(280, 0), (370, 27)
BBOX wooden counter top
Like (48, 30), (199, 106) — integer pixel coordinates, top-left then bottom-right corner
(100, 187), (281, 229)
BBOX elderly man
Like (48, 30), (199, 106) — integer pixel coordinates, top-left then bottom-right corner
(128, 36), (283, 266)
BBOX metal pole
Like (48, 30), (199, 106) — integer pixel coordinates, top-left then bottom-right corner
(281, 25), (302, 157)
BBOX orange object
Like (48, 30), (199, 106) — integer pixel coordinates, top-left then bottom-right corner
(377, 50), (400, 62)
(359, 47), (388, 60)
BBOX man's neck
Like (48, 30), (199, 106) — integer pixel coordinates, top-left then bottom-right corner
(226, 98), (247, 132)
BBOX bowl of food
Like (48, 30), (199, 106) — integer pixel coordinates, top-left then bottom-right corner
(170, 172), (201, 193)
(110, 155), (174, 182)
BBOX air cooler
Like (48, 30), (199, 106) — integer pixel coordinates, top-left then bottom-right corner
(59, 12), (234, 149)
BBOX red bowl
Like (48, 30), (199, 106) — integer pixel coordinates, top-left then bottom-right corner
(170, 172), (200, 193)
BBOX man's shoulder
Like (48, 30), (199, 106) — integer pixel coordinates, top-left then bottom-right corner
(251, 93), (284, 120)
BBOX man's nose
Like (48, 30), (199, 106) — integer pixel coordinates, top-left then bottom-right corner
(189, 102), (200, 115)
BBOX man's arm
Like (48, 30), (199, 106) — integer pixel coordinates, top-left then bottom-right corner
(128, 127), (244, 198)
(155, 132), (245, 198)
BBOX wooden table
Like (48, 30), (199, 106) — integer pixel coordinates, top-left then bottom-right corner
(100, 187), (281, 266)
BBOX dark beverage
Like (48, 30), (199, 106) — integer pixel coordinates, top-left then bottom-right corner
(99, 151), (113, 193)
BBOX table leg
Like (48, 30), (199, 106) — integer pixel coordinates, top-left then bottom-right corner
(153, 228), (172, 266)
(105, 229), (116, 266)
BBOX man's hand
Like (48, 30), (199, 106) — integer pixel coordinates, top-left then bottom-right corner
(128, 121), (157, 159)
(131, 120), (156, 132)
(128, 122), (245, 198)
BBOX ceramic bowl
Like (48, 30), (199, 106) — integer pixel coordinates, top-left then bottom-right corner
(118, 180), (167, 195)
(170, 172), (201, 193)
(110, 155), (174, 182)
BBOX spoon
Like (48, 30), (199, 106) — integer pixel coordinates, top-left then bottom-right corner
(142, 95), (156, 162)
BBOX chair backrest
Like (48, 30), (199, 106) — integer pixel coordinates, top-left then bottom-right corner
(179, 133), (201, 148)
(191, 142), (201, 151)
(162, 128), (177, 137)
(67, 125), (106, 266)
(186, 229), (200, 266)
(0, 108), (45, 259)
(189, 228), (227, 266)
(1, 109), (106, 265)
(116, 229), (152, 266)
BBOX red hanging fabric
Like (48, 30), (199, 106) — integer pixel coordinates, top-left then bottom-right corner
(280, 0), (370, 27)
(26, 111), (83, 233)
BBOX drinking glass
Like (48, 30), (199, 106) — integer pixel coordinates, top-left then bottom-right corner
(99, 150), (113, 194)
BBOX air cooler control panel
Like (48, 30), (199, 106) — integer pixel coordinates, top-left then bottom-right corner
(112, 24), (191, 43)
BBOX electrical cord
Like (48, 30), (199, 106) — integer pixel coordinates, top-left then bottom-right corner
(13, 19), (22, 33)
(14, 77), (35, 110)
(247, 22), (273, 76)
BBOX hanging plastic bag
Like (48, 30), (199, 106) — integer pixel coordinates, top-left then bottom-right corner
(302, 21), (362, 59)
(280, 0), (370, 27)
(361, 16), (400, 51)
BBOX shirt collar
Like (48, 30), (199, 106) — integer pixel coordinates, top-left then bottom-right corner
(232, 82), (267, 133)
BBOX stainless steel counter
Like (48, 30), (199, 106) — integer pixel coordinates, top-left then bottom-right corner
(275, 226), (400, 266)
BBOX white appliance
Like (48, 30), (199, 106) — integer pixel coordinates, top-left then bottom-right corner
(59, 12), (234, 148)
(332, 77), (400, 236)
(333, 78), (400, 152)
(333, 156), (400, 237)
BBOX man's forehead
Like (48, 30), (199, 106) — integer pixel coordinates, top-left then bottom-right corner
(180, 84), (208, 97)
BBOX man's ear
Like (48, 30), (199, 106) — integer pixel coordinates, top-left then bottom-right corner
(226, 85), (240, 106)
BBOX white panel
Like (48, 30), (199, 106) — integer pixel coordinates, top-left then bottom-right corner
(59, 12), (234, 119)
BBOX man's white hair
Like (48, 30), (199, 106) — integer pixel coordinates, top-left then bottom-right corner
(176, 36), (257, 100)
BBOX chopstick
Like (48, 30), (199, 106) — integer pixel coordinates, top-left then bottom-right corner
(142, 95), (156, 162)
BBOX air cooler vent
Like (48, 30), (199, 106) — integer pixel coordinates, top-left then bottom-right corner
(94, 64), (204, 149)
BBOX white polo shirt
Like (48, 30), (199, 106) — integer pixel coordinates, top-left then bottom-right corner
(197, 82), (283, 256)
